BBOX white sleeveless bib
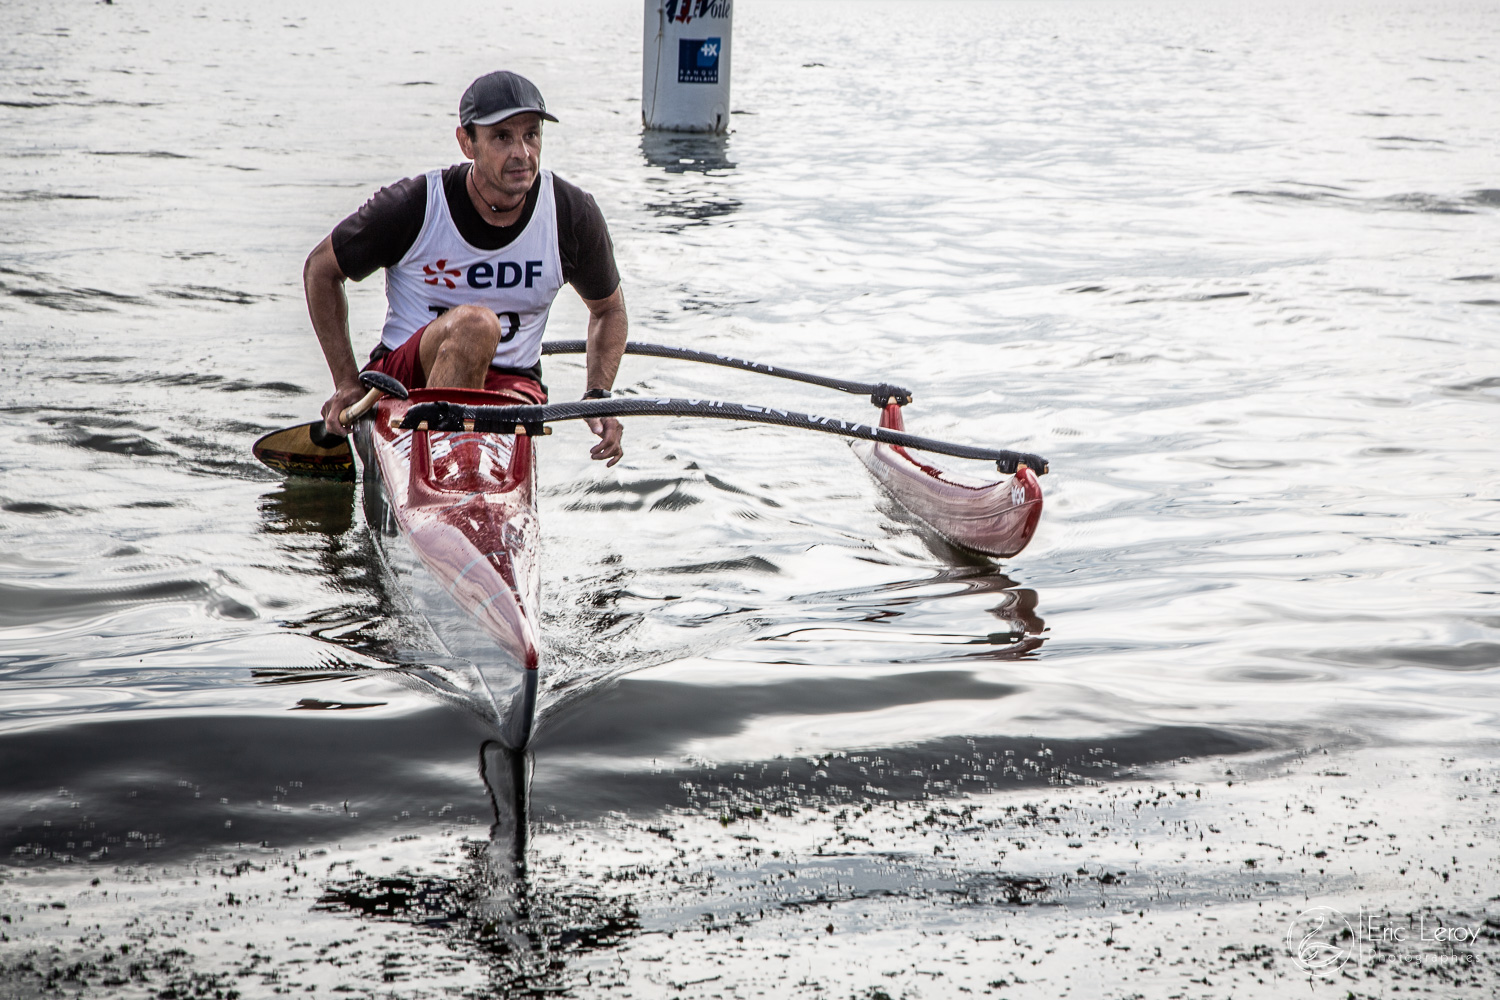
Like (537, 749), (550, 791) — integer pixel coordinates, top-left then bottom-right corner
(380, 168), (564, 369)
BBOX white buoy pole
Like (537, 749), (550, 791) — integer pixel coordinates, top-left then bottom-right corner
(642, 0), (733, 133)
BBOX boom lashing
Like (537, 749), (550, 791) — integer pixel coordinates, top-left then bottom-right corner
(869, 383), (912, 408)
(406, 400), (466, 432)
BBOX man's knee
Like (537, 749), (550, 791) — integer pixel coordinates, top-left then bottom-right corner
(443, 305), (503, 346)
(428, 305), (502, 356)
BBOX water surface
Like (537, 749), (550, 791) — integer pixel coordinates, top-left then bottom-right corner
(2, 1), (1498, 996)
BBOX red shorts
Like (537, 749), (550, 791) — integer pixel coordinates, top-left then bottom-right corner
(363, 324), (547, 403)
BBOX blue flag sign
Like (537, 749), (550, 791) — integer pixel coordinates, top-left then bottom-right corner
(677, 37), (721, 84)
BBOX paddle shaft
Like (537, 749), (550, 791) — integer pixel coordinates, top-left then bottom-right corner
(400, 397), (1047, 474)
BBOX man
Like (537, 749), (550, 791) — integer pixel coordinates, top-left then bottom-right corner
(304, 70), (626, 466)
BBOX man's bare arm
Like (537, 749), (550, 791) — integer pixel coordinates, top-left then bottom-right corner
(304, 236), (364, 435)
(583, 285), (628, 391)
(581, 285), (627, 466)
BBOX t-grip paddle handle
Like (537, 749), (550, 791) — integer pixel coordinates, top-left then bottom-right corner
(308, 371), (409, 448)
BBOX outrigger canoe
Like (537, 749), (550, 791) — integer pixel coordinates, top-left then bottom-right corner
(255, 342), (1048, 748)
(353, 387), (541, 748)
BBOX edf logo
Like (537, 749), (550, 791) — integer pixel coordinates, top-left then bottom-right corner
(453, 257), (549, 289)
(678, 37), (720, 84)
(424, 259), (543, 289)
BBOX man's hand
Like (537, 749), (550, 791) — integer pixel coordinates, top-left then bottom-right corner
(586, 416), (624, 467)
(580, 286), (627, 468)
(320, 382), (365, 437)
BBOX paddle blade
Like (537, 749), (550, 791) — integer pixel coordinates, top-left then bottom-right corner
(253, 421), (356, 481)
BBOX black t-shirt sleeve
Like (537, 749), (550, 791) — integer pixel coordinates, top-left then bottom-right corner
(553, 176), (621, 301)
(330, 174), (428, 282)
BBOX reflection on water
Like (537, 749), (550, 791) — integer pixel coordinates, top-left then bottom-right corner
(638, 129), (741, 235)
(257, 479), (355, 538)
(639, 129), (736, 174)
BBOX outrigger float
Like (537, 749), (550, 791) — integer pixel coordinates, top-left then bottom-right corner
(254, 342), (1047, 747)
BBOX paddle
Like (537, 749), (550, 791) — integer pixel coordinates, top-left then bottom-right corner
(541, 340), (913, 406)
(253, 371), (409, 480)
(400, 396), (1047, 474)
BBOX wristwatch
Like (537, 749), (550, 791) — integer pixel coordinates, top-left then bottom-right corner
(582, 388), (612, 399)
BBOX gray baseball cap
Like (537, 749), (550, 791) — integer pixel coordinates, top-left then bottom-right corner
(459, 71), (559, 127)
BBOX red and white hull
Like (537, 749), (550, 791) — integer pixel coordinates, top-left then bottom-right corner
(852, 403), (1042, 559)
(353, 388), (541, 748)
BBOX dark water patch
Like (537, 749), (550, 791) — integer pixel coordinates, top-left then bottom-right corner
(540, 719), (1268, 821)
(643, 196), (742, 226)
(649, 486), (702, 511)
(292, 697), (387, 710)
(399, 80), (438, 86)
(1200, 456), (1294, 470)
(0, 280), (150, 312)
(118, 499), (175, 508)
(562, 475), (697, 512)
(153, 283), (264, 305)
(131, 371), (303, 394)
(1381, 193), (1473, 214)
(1462, 298), (1500, 306)
(211, 594), (258, 620)
(1374, 135), (1446, 144)
(1359, 445), (1423, 457)
(703, 473), (755, 496)
(0, 189), (106, 202)
(0, 99), (56, 108)
(1438, 375), (1500, 399)
(1, 499), (86, 516)
(1450, 274), (1493, 281)
(58, 428), (170, 456)
(1231, 188), (1478, 215)
(0, 577), (211, 626)
(1183, 290), (1249, 301)
(46, 368), (306, 395)
(87, 149), (192, 159)
(1468, 189), (1500, 207)
(666, 555), (779, 575)
(223, 419), (282, 434)
(1218, 666), (1337, 683)
(80, 99), (162, 108)
(1305, 641), (1500, 671)
(253, 668), (372, 686)
(35, 411), (155, 432)
(679, 291), (760, 313)
(0, 710), (499, 865)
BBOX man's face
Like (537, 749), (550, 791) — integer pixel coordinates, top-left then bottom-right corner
(459, 112), (543, 201)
